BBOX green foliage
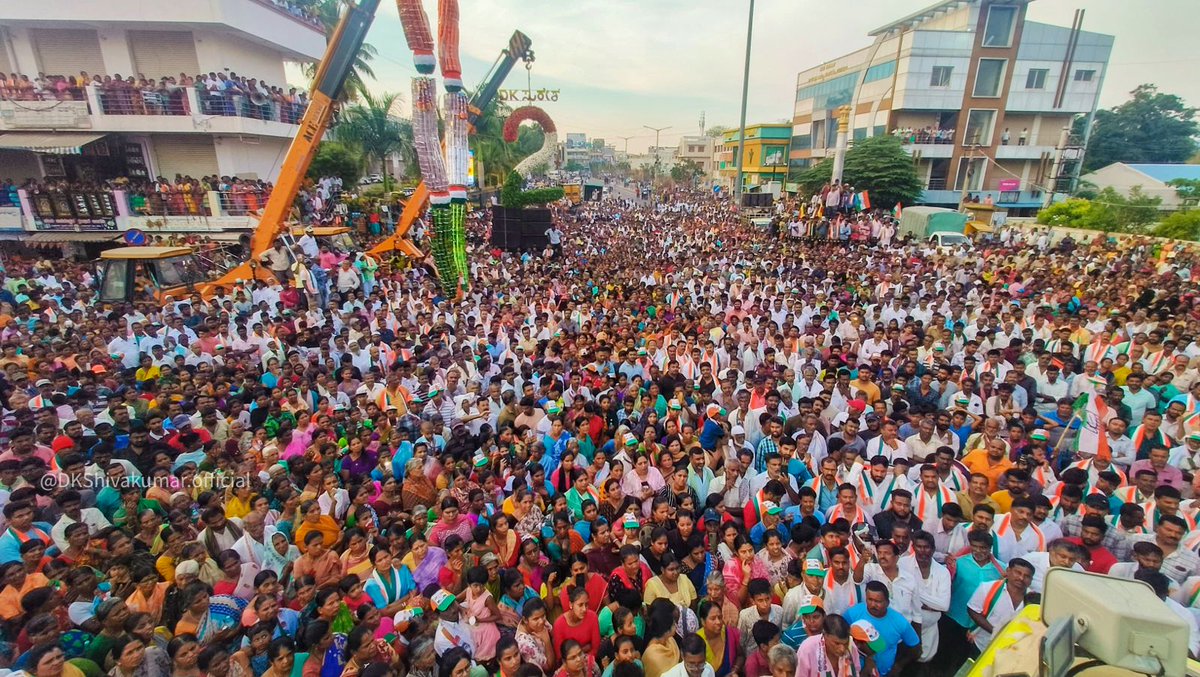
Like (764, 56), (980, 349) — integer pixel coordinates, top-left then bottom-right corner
(1078, 84), (1199, 172)
(1168, 178), (1200, 205)
(670, 160), (704, 185)
(1151, 209), (1200, 240)
(793, 136), (923, 209)
(333, 91), (414, 192)
(563, 161), (587, 173)
(796, 159), (834, 196)
(500, 171), (563, 208)
(307, 141), (361, 186)
(1037, 187), (1162, 233)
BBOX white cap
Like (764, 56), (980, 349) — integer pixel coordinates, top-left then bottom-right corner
(731, 425), (746, 436)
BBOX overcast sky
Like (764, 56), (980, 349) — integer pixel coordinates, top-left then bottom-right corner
(301, 0), (1200, 154)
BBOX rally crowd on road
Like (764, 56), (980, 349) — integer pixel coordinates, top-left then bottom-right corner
(0, 182), (1196, 677)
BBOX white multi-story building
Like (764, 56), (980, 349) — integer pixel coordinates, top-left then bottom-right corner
(675, 135), (714, 178)
(790, 0), (1113, 214)
(0, 0), (324, 184)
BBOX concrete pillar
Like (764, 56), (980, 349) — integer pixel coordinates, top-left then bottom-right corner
(112, 190), (131, 217)
(207, 191), (223, 216)
(95, 27), (135, 76)
(831, 106), (851, 184)
(185, 88), (201, 116)
(85, 85), (103, 115)
(6, 27), (40, 75)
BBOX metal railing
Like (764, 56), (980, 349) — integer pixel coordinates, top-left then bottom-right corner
(217, 189), (271, 215)
(927, 178), (948, 190)
(895, 128), (956, 144)
(196, 92), (306, 123)
(97, 88), (191, 116)
(127, 190), (213, 217)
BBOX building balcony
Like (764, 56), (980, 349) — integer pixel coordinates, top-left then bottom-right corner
(994, 144), (1054, 160)
(0, 0), (325, 61)
(904, 144), (954, 159)
(7, 186), (270, 235)
(919, 188), (1048, 208)
(0, 86), (303, 139)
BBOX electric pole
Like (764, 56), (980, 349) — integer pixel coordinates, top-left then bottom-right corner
(734, 0), (756, 204)
(644, 124), (671, 189)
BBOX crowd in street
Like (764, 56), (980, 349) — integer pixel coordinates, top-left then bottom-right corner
(0, 182), (1195, 677)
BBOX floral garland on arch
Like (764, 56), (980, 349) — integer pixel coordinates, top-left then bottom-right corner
(502, 106), (558, 179)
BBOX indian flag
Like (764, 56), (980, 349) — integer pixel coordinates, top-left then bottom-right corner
(1073, 388), (1110, 461)
(1183, 409), (1200, 434)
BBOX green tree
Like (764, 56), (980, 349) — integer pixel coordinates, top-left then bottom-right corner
(307, 141), (362, 186)
(334, 91), (413, 192)
(670, 159), (703, 185)
(563, 161), (587, 173)
(1151, 209), (1200, 240)
(706, 126), (732, 138)
(1036, 187), (1161, 233)
(1168, 178), (1200, 207)
(793, 136), (922, 208)
(1077, 84), (1199, 172)
(297, 0), (377, 102)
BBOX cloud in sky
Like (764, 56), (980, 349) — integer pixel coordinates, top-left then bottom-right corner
(293, 0), (1200, 154)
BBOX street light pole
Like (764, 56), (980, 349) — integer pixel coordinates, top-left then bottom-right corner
(734, 0), (755, 204)
(643, 124), (671, 192)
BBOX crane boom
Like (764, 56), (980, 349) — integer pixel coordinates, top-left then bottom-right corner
(209, 0), (382, 289)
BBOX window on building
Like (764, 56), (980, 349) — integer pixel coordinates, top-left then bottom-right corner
(1026, 68), (1048, 89)
(1074, 69), (1096, 82)
(930, 66), (953, 87)
(973, 59), (1006, 98)
(963, 109), (996, 146)
(982, 5), (1018, 47)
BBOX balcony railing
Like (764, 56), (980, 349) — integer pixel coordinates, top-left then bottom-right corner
(927, 178), (948, 190)
(895, 128), (955, 145)
(4, 85), (306, 125)
(97, 88), (192, 116)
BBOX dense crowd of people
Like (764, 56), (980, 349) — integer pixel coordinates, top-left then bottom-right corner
(0, 71), (308, 124)
(0, 180), (1194, 677)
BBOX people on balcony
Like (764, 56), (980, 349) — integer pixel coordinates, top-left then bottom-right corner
(0, 70), (307, 124)
(892, 127), (956, 145)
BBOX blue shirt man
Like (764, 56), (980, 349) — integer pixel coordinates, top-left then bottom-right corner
(843, 582), (921, 676)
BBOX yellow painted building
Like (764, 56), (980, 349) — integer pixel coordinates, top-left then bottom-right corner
(716, 123), (791, 191)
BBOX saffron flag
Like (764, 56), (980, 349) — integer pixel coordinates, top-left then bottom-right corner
(893, 202), (902, 218)
(859, 191), (871, 210)
(1073, 391), (1110, 461)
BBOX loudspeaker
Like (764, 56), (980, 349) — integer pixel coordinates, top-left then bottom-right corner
(741, 192), (773, 208)
(490, 207), (553, 251)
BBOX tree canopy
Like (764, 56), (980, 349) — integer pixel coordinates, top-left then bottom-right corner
(1078, 84), (1198, 172)
(307, 141), (361, 187)
(333, 91), (414, 191)
(1036, 187), (1162, 233)
(795, 135), (923, 208)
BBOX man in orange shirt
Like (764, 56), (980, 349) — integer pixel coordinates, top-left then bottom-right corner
(962, 438), (1015, 493)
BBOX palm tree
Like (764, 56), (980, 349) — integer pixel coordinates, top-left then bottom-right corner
(298, 0), (377, 102)
(334, 91), (414, 191)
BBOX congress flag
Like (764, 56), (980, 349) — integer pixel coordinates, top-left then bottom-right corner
(1072, 390), (1110, 461)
